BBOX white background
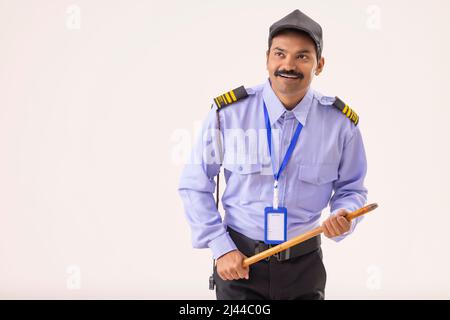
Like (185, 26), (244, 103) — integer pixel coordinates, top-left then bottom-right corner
(1, 0), (449, 299)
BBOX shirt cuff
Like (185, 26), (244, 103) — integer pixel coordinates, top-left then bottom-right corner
(208, 231), (238, 259)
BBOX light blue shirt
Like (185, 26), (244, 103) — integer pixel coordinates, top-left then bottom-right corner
(179, 80), (368, 259)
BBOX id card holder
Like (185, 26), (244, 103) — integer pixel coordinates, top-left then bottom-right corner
(264, 206), (287, 244)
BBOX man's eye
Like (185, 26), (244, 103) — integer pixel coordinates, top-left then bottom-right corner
(275, 52), (284, 57)
(297, 54), (307, 60)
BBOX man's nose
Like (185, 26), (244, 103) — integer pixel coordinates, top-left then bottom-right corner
(283, 56), (297, 70)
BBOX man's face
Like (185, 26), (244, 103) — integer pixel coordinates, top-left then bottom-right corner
(266, 31), (324, 97)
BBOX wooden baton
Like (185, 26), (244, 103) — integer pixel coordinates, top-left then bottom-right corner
(242, 203), (378, 268)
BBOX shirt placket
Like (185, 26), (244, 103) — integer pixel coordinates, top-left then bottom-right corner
(277, 113), (295, 208)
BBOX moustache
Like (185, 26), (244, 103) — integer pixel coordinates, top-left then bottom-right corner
(274, 69), (305, 79)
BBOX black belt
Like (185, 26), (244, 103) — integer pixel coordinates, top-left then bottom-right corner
(227, 227), (321, 262)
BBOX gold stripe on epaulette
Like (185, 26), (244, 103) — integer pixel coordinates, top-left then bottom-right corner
(343, 104), (349, 114)
(224, 93), (232, 103)
(230, 90), (237, 102)
(214, 98), (220, 108)
(215, 95), (229, 109)
(213, 86), (248, 110)
(341, 105), (359, 125)
(346, 105), (352, 117)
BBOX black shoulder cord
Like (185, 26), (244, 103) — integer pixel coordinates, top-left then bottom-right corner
(209, 109), (223, 291)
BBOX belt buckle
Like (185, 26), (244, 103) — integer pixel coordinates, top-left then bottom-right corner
(255, 243), (269, 261)
(257, 243), (289, 262)
(255, 243), (272, 262)
(274, 248), (283, 261)
(273, 246), (291, 261)
(267, 244), (283, 261)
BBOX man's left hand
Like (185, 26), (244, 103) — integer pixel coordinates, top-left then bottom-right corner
(322, 209), (351, 238)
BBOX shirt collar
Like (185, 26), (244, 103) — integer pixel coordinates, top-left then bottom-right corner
(262, 79), (314, 126)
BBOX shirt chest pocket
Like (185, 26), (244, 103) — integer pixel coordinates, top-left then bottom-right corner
(223, 163), (273, 205)
(295, 164), (338, 213)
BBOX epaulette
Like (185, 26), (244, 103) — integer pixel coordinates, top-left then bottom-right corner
(213, 86), (248, 110)
(332, 97), (359, 126)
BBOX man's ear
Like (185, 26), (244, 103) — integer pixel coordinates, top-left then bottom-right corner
(266, 50), (270, 69)
(315, 56), (325, 76)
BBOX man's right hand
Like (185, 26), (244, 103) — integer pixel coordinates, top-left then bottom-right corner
(216, 250), (249, 281)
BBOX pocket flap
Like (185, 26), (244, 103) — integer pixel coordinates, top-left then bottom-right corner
(298, 164), (338, 185)
(223, 163), (262, 174)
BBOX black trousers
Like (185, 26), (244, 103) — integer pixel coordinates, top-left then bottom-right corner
(214, 229), (327, 300)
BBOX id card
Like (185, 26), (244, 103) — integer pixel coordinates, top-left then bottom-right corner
(264, 206), (287, 244)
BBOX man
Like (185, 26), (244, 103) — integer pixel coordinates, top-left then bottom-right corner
(178, 9), (368, 300)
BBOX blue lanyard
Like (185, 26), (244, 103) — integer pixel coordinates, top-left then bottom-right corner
(263, 101), (303, 184)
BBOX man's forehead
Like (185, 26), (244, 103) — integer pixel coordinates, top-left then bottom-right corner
(271, 44), (315, 54)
